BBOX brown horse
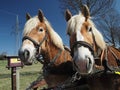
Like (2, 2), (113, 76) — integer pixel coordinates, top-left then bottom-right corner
(19, 10), (75, 89)
(65, 5), (120, 90)
(65, 5), (120, 74)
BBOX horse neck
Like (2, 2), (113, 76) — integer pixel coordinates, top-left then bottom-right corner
(42, 39), (72, 65)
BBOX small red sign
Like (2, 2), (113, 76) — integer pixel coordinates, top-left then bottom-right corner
(6, 56), (23, 68)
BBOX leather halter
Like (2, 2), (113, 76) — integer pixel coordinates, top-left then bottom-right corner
(22, 30), (48, 61)
(22, 35), (47, 49)
(71, 28), (96, 57)
(22, 28), (62, 66)
(71, 41), (94, 57)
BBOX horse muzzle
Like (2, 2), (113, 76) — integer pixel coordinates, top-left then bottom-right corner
(18, 49), (32, 65)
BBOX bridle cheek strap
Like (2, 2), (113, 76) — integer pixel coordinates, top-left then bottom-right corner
(22, 33), (47, 48)
(22, 32), (48, 58)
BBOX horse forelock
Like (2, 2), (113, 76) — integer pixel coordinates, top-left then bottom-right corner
(23, 16), (39, 36)
(67, 14), (85, 35)
(44, 20), (64, 50)
(67, 13), (106, 50)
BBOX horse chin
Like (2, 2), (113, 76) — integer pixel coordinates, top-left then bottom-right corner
(76, 68), (93, 76)
(76, 67), (93, 76)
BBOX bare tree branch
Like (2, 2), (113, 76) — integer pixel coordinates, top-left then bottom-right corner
(59, 0), (120, 47)
(99, 8), (120, 47)
(59, 0), (115, 18)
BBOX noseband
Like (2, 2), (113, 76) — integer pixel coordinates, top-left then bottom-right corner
(71, 41), (94, 57)
(71, 29), (96, 57)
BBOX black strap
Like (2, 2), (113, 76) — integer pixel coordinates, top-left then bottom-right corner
(70, 29), (97, 57)
(22, 31), (48, 49)
(47, 49), (62, 66)
(22, 36), (40, 48)
(71, 41), (94, 57)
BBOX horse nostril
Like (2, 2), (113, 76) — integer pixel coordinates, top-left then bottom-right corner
(24, 49), (30, 60)
(88, 57), (92, 64)
(86, 56), (92, 70)
(18, 49), (30, 61)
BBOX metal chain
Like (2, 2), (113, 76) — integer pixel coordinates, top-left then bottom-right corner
(71, 72), (81, 83)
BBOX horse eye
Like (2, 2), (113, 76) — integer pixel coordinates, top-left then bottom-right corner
(39, 28), (43, 32)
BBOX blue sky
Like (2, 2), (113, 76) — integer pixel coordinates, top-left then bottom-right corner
(0, 0), (120, 55)
(0, 0), (68, 55)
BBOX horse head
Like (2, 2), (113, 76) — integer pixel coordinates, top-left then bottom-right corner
(65, 5), (106, 75)
(19, 9), (66, 66)
(19, 10), (50, 65)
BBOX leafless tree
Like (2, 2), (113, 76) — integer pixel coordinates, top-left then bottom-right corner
(97, 8), (120, 47)
(59, 0), (120, 48)
(59, 0), (114, 18)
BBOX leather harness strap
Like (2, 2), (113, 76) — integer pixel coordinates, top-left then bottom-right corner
(47, 49), (62, 67)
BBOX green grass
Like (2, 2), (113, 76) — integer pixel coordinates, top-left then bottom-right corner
(0, 60), (44, 90)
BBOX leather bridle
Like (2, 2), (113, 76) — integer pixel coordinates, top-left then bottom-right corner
(71, 41), (94, 57)
(71, 28), (96, 57)
(22, 28), (62, 66)
(22, 30), (48, 62)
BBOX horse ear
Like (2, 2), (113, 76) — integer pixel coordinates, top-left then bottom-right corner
(26, 13), (31, 21)
(81, 5), (90, 21)
(65, 9), (72, 22)
(38, 9), (44, 22)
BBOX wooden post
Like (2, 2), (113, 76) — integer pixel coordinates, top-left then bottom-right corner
(6, 56), (23, 90)
(11, 67), (17, 90)
(16, 67), (20, 90)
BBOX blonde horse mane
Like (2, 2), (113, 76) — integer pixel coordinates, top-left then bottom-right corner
(23, 16), (64, 50)
(67, 13), (106, 50)
(88, 19), (106, 50)
(44, 18), (64, 50)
